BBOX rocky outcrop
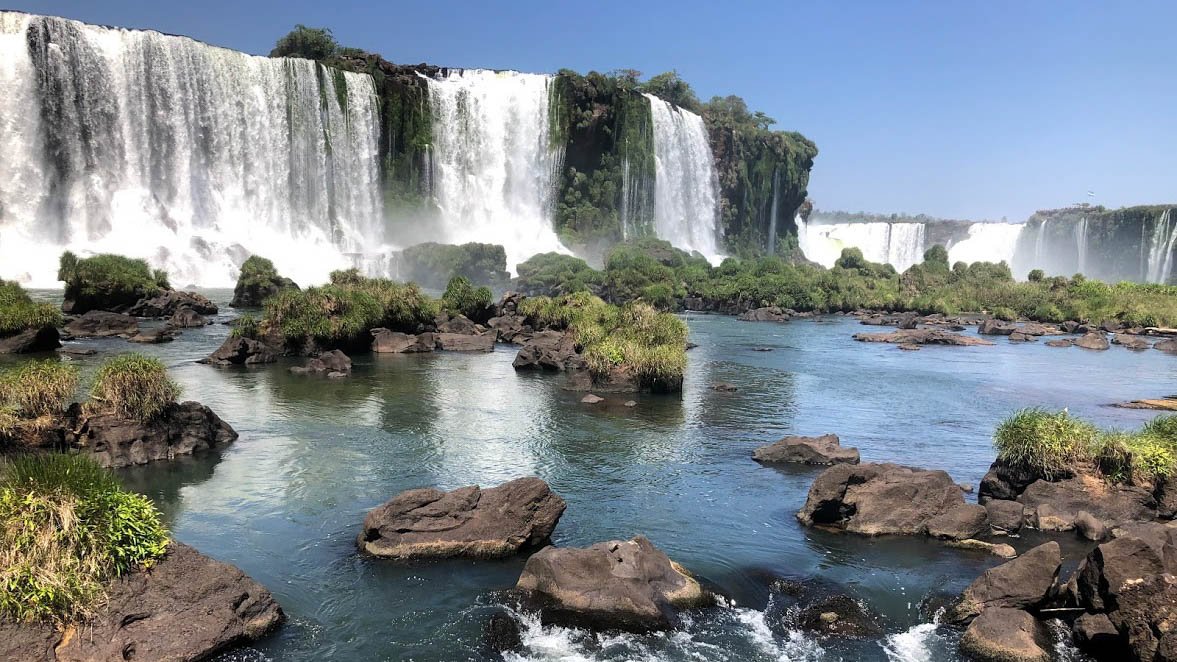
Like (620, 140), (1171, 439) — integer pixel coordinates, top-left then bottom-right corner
(0, 542), (283, 662)
(0, 326), (61, 354)
(65, 401), (238, 468)
(738, 306), (790, 322)
(1046, 338), (1074, 348)
(947, 542), (1061, 624)
(371, 329), (436, 353)
(1017, 476), (1156, 532)
(1075, 332), (1111, 350)
(487, 315), (531, 344)
(128, 327), (178, 344)
(63, 310), (139, 338)
(1116, 397), (1177, 411)
(169, 307), (209, 328)
(796, 463), (987, 540)
(795, 594), (882, 638)
(1156, 339), (1177, 354)
(202, 337), (276, 366)
(435, 313), (480, 335)
(358, 477), (566, 560)
(231, 276), (298, 308)
(512, 331), (583, 371)
(435, 332), (495, 352)
(127, 290), (218, 317)
(853, 329), (995, 347)
(290, 349), (353, 377)
(753, 434), (860, 466)
(959, 608), (1051, 662)
(515, 535), (706, 632)
(1114, 335), (1152, 350)
(978, 319), (1016, 335)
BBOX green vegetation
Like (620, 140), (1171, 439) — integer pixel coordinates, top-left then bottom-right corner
(270, 24), (338, 60)
(229, 313), (261, 340)
(0, 454), (168, 622)
(994, 410), (1177, 485)
(399, 242), (509, 289)
(0, 280), (62, 336)
(440, 276), (494, 322)
(518, 292), (687, 390)
(0, 361), (78, 418)
(89, 354), (181, 421)
(231, 255), (297, 308)
(57, 252), (167, 313)
(515, 253), (604, 296)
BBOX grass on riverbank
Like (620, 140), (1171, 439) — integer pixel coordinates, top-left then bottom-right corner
(0, 280), (63, 336)
(57, 251), (169, 310)
(0, 454), (168, 622)
(0, 360), (79, 447)
(994, 409), (1177, 484)
(88, 354), (181, 421)
(440, 276), (494, 322)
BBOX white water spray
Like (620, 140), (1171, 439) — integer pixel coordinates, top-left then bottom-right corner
(795, 218), (927, 271)
(1146, 208), (1177, 284)
(946, 223), (1023, 266)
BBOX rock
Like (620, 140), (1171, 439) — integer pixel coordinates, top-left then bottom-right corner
(371, 328), (436, 353)
(231, 275), (298, 309)
(436, 313), (480, 335)
(1075, 332), (1111, 350)
(127, 290), (218, 317)
(168, 307), (208, 328)
(991, 543), (1018, 559)
(1062, 320), (1082, 333)
(1017, 322), (1066, 337)
(128, 327), (178, 344)
(1156, 339), (1177, 354)
(947, 542), (1061, 624)
(753, 434), (860, 466)
(1045, 338), (1074, 348)
(1107, 572), (1177, 661)
(513, 331), (582, 371)
(487, 315), (530, 344)
(515, 535), (706, 632)
(1113, 335), (1151, 350)
(985, 500), (1025, 534)
(65, 401), (238, 468)
(979, 319), (1017, 335)
(1018, 477), (1155, 531)
(710, 382), (738, 392)
(1115, 397), (1177, 411)
(483, 612), (522, 654)
(1076, 523), (1177, 612)
(581, 394), (604, 404)
(0, 326), (61, 353)
(796, 463), (985, 539)
(1008, 332), (1035, 342)
(64, 310), (140, 338)
(897, 343), (921, 351)
(496, 292), (522, 317)
(624, 400), (637, 407)
(56, 346), (95, 356)
(959, 608), (1051, 662)
(796, 595), (882, 638)
(290, 350), (352, 376)
(738, 306), (789, 322)
(752, 346), (773, 352)
(358, 477), (566, 560)
(959, 483), (975, 494)
(1101, 320), (1123, 333)
(1075, 511), (1109, 541)
(896, 313), (920, 330)
(0, 542), (283, 662)
(853, 329), (995, 347)
(979, 462), (1051, 502)
(1072, 612), (1120, 658)
(926, 504), (991, 540)
(202, 337), (276, 366)
(436, 332), (495, 352)
(945, 539), (1018, 558)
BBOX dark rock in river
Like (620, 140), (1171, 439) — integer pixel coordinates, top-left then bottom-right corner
(1075, 332), (1111, 350)
(1045, 338), (1074, 348)
(0, 542), (283, 662)
(959, 607), (1051, 662)
(371, 328), (436, 353)
(203, 336), (277, 366)
(483, 611), (523, 654)
(753, 434), (860, 466)
(169, 306), (209, 328)
(853, 329), (995, 347)
(512, 331), (582, 371)
(64, 310), (140, 338)
(1072, 612), (1120, 659)
(435, 313), (480, 335)
(1155, 338), (1177, 354)
(290, 349), (353, 376)
(515, 535), (706, 632)
(1017, 322), (1066, 337)
(1062, 320), (1082, 333)
(1018, 477), (1155, 531)
(978, 319), (1017, 335)
(738, 306), (790, 322)
(796, 463), (987, 539)
(0, 326), (61, 353)
(64, 401), (238, 468)
(359, 477), (566, 560)
(984, 499), (1025, 534)
(947, 542), (1061, 624)
(436, 331), (495, 352)
(128, 327), (178, 344)
(710, 382), (739, 392)
(127, 290), (218, 317)
(796, 594), (883, 638)
(231, 275), (298, 308)
(1113, 334), (1151, 350)
(487, 314), (530, 344)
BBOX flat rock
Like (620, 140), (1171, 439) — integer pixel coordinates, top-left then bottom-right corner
(1018, 476), (1155, 531)
(1016, 322), (1065, 336)
(128, 328), (178, 344)
(1075, 332), (1110, 350)
(1045, 338), (1074, 348)
(1113, 335), (1151, 350)
(127, 290), (218, 317)
(753, 434), (860, 466)
(853, 329), (994, 347)
(959, 608), (1051, 662)
(66, 401), (238, 468)
(581, 394), (604, 404)
(515, 535), (706, 632)
(978, 319), (1016, 335)
(359, 477), (566, 560)
(64, 310), (139, 338)
(203, 337), (276, 366)
(738, 306), (789, 322)
(0, 326), (60, 353)
(1115, 397), (1177, 411)
(947, 542), (1061, 624)
(371, 328), (436, 353)
(290, 349), (352, 375)
(436, 332), (495, 352)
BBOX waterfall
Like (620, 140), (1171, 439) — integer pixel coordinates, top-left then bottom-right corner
(1075, 216), (1089, 274)
(643, 94), (722, 263)
(795, 219), (926, 271)
(424, 69), (568, 272)
(947, 223), (1023, 266)
(1033, 218), (1050, 263)
(887, 223), (926, 270)
(767, 167), (780, 254)
(0, 11), (383, 287)
(1146, 209), (1177, 284)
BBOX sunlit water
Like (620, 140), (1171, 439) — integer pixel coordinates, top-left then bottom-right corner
(11, 290), (1174, 661)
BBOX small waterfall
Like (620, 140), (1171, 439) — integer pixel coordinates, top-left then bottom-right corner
(1146, 209), (1177, 284)
(1033, 218), (1050, 262)
(1075, 216), (1089, 274)
(0, 11), (383, 287)
(424, 69), (568, 272)
(947, 223), (1023, 266)
(887, 223), (926, 270)
(796, 219), (926, 271)
(644, 93), (722, 263)
(767, 167), (780, 254)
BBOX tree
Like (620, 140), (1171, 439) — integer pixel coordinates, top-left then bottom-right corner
(923, 244), (950, 268)
(270, 25), (338, 61)
(640, 71), (701, 112)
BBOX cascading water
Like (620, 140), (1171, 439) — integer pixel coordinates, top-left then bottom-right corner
(767, 167), (780, 254)
(644, 94), (722, 263)
(0, 12), (383, 287)
(795, 219), (926, 271)
(1033, 218), (1050, 263)
(424, 69), (568, 272)
(946, 223), (1023, 266)
(1075, 217), (1089, 274)
(1146, 209), (1177, 284)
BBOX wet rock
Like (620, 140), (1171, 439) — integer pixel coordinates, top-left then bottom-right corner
(436, 313), (480, 335)
(56, 345), (96, 356)
(797, 463), (985, 539)
(752, 346), (774, 352)
(512, 331), (582, 371)
(203, 337), (276, 366)
(926, 504), (991, 540)
(128, 327), (178, 344)
(169, 307), (209, 328)
(63, 401), (238, 468)
(1075, 332), (1111, 351)
(796, 594), (883, 638)
(738, 306), (789, 322)
(1156, 339), (1177, 354)
(581, 394), (604, 404)
(753, 434), (860, 466)
(853, 329), (995, 347)
(1008, 332), (1035, 342)
(371, 329), (436, 353)
(1075, 511), (1109, 541)
(0, 542), (283, 662)
(487, 315), (530, 344)
(359, 477), (566, 560)
(985, 500), (1025, 534)
(515, 535), (706, 632)
(1045, 338), (1074, 348)
(64, 310), (140, 338)
(947, 542), (1061, 624)
(290, 349), (352, 375)
(1113, 335), (1151, 350)
(436, 332), (495, 352)
(1072, 612), (1120, 659)
(127, 290), (218, 317)
(0, 326), (61, 353)
(897, 343), (921, 351)
(710, 382), (739, 392)
(979, 319), (1017, 336)
(1018, 477), (1155, 531)
(959, 608), (1051, 662)
(482, 611), (522, 654)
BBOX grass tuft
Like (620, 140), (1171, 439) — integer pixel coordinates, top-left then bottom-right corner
(0, 280), (63, 336)
(88, 354), (181, 421)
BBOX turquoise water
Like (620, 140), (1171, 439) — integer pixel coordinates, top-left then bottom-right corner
(17, 290), (1176, 661)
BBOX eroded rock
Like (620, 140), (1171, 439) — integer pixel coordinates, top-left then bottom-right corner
(753, 434), (860, 466)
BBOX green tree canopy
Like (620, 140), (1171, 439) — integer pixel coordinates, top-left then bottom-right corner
(640, 71), (701, 112)
(270, 25), (338, 60)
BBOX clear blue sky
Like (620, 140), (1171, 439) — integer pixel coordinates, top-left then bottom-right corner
(10, 0), (1176, 222)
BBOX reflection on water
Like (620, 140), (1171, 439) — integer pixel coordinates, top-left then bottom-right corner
(6, 293), (1166, 660)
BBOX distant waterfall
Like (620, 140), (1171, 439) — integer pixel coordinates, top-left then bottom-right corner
(795, 219), (926, 271)
(425, 69), (568, 272)
(947, 223), (1024, 267)
(1033, 219), (1050, 263)
(0, 11), (382, 287)
(767, 167), (780, 254)
(644, 94), (721, 263)
(1146, 209), (1177, 284)
(1075, 216), (1089, 274)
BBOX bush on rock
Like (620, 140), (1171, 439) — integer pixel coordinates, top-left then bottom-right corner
(88, 354), (181, 421)
(57, 251), (169, 313)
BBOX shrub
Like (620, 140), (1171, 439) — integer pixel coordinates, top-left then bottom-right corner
(923, 244), (950, 268)
(0, 280), (63, 336)
(270, 24), (338, 60)
(515, 252), (602, 296)
(58, 252), (165, 313)
(993, 409), (1097, 478)
(0, 361), (79, 417)
(229, 314), (260, 340)
(441, 276), (494, 322)
(991, 306), (1017, 322)
(1028, 269), (1045, 283)
(261, 276), (438, 348)
(0, 454), (168, 622)
(1144, 415), (1177, 444)
(89, 354), (181, 421)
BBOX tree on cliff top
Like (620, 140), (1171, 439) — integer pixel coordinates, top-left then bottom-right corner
(270, 25), (338, 61)
(640, 71), (702, 112)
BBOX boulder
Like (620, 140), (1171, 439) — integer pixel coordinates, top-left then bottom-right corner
(853, 329), (994, 347)
(168, 307), (208, 328)
(1076, 523), (1177, 613)
(1156, 339), (1177, 354)
(1018, 477), (1155, 532)
(0, 542), (282, 662)
(358, 477), (566, 560)
(290, 350), (352, 376)
(64, 310), (140, 338)
(0, 326), (61, 354)
(710, 382), (739, 392)
(371, 329), (436, 353)
(127, 290), (218, 317)
(979, 461), (1058, 502)
(896, 313), (920, 330)
(128, 328), (178, 344)
(796, 594), (883, 638)
(959, 608), (1051, 662)
(1107, 573), (1177, 662)
(753, 434), (860, 466)
(738, 306), (789, 322)
(796, 463), (985, 539)
(979, 319), (1017, 336)
(1017, 322), (1066, 337)
(985, 499), (1025, 534)
(436, 332), (495, 352)
(202, 337), (276, 366)
(581, 394), (604, 404)
(926, 504), (991, 540)
(1072, 612), (1120, 659)
(1113, 335), (1151, 350)
(1075, 511), (1109, 541)
(436, 313), (480, 335)
(1008, 332), (1035, 342)
(231, 276), (297, 309)
(947, 542), (1061, 624)
(1101, 320), (1123, 333)
(1045, 338), (1074, 348)
(515, 535), (706, 632)
(1062, 320), (1082, 333)
(1075, 332), (1111, 351)
(487, 315), (530, 344)
(66, 401), (238, 468)
(513, 331), (582, 371)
